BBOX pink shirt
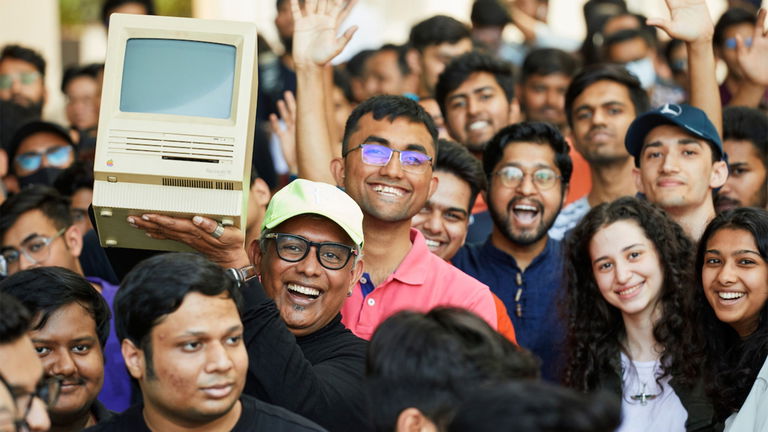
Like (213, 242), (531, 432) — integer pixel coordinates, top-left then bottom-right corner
(341, 229), (498, 340)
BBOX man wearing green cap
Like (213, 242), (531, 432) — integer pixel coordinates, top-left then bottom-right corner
(125, 179), (373, 432)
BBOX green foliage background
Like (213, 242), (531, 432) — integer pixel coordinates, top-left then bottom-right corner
(60, 0), (192, 29)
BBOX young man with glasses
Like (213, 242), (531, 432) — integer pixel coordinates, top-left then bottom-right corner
(6, 121), (75, 192)
(283, 0), (497, 340)
(452, 122), (572, 381)
(0, 45), (46, 117)
(0, 267), (113, 430)
(0, 292), (53, 432)
(0, 186), (132, 412)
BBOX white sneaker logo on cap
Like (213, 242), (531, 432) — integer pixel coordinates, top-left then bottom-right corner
(660, 104), (683, 117)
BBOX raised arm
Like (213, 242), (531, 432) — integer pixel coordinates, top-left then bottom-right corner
(727, 8), (768, 107)
(292, 0), (357, 184)
(647, 0), (721, 136)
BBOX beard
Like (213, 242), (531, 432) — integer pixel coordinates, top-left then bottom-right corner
(489, 195), (562, 246)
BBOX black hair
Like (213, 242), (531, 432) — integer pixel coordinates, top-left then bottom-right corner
(521, 48), (580, 83)
(366, 307), (539, 432)
(565, 63), (649, 128)
(409, 15), (471, 52)
(0, 292), (31, 344)
(0, 44), (46, 77)
(0, 267), (111, 348)
(603, 28), (654, 57)
(482, 122), (573, 185)
(695, 207), (768, 420)
(53, 161), (94, 197)
(346, 49), (376, 79)
(435, 51), (515, 117)
(722, 106), (768, 168)
(101, 0), (156, 27)
(115, 253), (242, 376)
(0, 185), (73, 242)
(563, 197), (703, 392)
(341, 95), (438, 155)
(714, 7), (757, 48)
(663, 39), (686, 72)
(376, 44), (412, 77)
(448, 381), (621, 432)
(333, 67), (355, 105)
(435, 139), (486, 210)
(61, 63), (103, 94)
(470, 0), (511, 28)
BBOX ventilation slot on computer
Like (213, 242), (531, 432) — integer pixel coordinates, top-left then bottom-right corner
(162, 178), (235, 190)
(107, 132), (236, 163)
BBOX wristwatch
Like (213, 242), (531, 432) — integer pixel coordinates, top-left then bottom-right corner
(226, 265), (258, 285)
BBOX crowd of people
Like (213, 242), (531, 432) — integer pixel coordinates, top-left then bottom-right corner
(0, 0), (767, 431)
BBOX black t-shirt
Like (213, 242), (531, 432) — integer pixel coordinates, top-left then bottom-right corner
(84, 394), (326, 432)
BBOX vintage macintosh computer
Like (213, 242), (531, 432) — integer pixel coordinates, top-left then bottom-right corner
(92, 13), (258, 251)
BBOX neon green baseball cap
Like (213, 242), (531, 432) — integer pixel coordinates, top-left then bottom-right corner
(261, 179), (364, 248)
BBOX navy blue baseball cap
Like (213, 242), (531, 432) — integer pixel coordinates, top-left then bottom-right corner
(625, 103), (725, 167)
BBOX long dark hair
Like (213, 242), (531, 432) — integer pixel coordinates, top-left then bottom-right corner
(696, 207), (768, 420)
(563, 197), (702, 391)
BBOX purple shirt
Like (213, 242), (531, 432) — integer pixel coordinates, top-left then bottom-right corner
(87, 277), (132, 412)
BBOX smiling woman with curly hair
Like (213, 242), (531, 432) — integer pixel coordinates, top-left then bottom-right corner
(562, 197), (716, 431)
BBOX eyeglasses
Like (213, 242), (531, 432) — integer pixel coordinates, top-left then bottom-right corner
(0, 228), (67, 272)
(725, 37), (753, 50)
(0, 72), (41, 90)
(14, 146), (73, 173)
(344, 143), (433, 173)
(263, 233), (358, 270)
(3, 376), (60, 432)
(491, 166), (563, 190)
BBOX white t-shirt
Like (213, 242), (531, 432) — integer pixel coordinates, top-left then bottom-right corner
(617, 353), (688, 432)
(725, 356), (768, 432)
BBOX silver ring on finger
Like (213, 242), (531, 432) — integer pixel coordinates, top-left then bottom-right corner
(211, 223), (225, 239)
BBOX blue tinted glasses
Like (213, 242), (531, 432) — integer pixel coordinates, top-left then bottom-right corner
(725, 37), (753, 50)
(345, 143), (432, 173)
(14, 146), (73, 173)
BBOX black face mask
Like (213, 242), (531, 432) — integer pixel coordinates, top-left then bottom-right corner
(18, 167), (64, 189)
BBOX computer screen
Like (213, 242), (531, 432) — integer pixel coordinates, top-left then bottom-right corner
(120, 38), (236, 119)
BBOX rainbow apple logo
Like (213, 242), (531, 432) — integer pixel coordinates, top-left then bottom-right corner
(106, 159), (114, 167)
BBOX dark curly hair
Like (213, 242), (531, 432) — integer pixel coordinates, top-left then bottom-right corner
(563, 197), (702, 393)
(695, 207), (768, 421)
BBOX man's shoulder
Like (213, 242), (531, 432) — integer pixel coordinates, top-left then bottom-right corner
(237, 394), (327, 431)
(83, 405), (147, 432)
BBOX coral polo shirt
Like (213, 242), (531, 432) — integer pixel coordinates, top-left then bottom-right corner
(341, 229), (497, 340)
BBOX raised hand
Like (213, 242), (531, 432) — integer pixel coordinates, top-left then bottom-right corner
(736, 8), (768, 86)
(291, 0), (358, 68)
(646, 0), (714, 42)
(269, 90), (298, 173)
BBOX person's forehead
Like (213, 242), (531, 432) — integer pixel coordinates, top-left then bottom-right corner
(18, 131), (70, 154)
(451, 71), (503, 95)
(0, 58), (38, 75)
(575, 79), (633, 107)
(151, 292), (240, 339)
(428, 38), (472, 56)
(724, 139), (763, 163)
(31, 302), (98, 337)
(499, 141), (558, 168)
(0, 336), (43, 393)
(524, 72), (571, 87)
(66, 76), (99, 94)
(2, 209), (59, 245)
(349, 113), (435, 153)
(433, 171), (472, 210)
(273, 214), (353, 245)
(643, 123), (704, 145)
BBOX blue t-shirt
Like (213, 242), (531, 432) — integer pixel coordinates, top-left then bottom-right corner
(452, 237), (566, 381)
(87, 277), (132, 412)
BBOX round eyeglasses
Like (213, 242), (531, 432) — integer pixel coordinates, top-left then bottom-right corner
(0, 228), (67, 272)
(491, 166), (563, 190)
(0, 71), (41, 90)
(344, 143), (432, 173)
(263, 233), (357, 270)
(0, 375), (61, 432)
